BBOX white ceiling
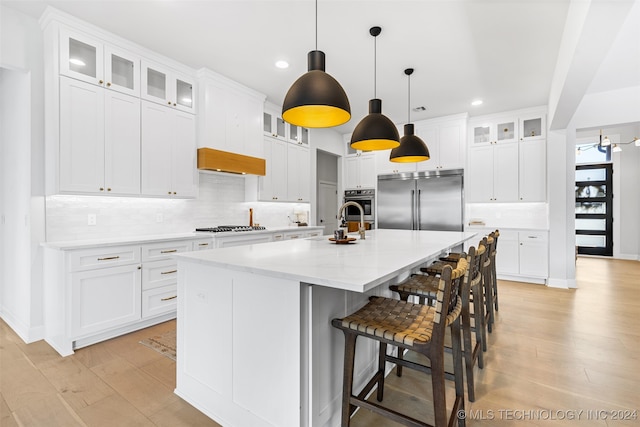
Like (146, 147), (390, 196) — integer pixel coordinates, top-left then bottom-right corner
(3, 0), (575, 134)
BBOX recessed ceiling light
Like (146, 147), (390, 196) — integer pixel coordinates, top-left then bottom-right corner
(275, 60), (289, 69)
(471, 99), (483, 106)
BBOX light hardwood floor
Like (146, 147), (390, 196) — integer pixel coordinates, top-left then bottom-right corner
(1, 256), (639, 426)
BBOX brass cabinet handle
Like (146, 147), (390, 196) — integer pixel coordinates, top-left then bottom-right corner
(160, 270), (177, 275)
(161, 295), (177, 301)
(198, 243), (209, 246)
(160, 249), (177, 254)
(97, 256), (120, 261)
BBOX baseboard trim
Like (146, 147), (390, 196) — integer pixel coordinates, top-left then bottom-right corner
(546, 278), (576, 289)
(0, 309), (44, 344)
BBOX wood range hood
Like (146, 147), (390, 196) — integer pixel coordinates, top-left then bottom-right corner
(197, 148), (266, 176)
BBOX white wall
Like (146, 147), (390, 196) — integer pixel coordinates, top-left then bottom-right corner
(1, 4), (46, 341)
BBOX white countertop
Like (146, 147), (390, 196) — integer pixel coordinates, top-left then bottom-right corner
(175, 229), (476, 293)
(42, 226), (325, 250)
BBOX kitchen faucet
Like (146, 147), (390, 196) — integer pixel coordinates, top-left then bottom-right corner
(338, 202), (366, 240)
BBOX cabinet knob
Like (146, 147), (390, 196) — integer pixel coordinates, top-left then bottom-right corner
(99, 187), (104, 191)
(168, 191), (172, 195)
(173, 103), (177, 107)
(106, 82), (111, 87)
(138, 266), (142, 270)
(99, 79), (104, 84)
(167, 101), (172, 105)
(173, 191), (177, 195)
(107, 188), (111, 192)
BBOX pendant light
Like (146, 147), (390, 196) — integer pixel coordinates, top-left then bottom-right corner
(282, 0), (350, 128)
(350, 26), (400, 151)
(389, 68), (430, 163)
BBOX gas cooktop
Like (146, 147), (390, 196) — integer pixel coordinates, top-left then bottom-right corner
(195, 226), (267, 233)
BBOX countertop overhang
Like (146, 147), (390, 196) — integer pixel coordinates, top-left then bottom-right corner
(175, 229), (476, 293)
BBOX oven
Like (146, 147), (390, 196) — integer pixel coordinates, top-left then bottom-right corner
(343, 189), (375, 225)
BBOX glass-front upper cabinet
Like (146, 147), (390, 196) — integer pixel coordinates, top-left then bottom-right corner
(519, 113), (546, 141)
(141, 60), (196, 114)
(470, 117), (518, 146)
(287, 123), (310, 145)
(60, 28), (140, 96)
(263, 109), (286, 140)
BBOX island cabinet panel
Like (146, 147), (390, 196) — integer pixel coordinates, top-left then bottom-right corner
(177, 264), (302, 427)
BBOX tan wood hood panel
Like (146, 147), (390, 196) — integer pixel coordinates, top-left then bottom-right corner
(197, 148), (266, 176)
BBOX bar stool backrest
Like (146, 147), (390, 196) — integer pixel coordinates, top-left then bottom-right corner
(434, 258), (468, 335)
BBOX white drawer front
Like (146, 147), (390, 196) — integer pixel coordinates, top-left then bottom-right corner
(285, 232), (303, 240)
(193, 238), (213, 250)
(305, 231), (322, 238)
(142, 240), (192, 262)
(142, 259), (178, 291)
(69, 245), (140, 272)
(518, 230), (548, 242)
(142, 285), (177, 318)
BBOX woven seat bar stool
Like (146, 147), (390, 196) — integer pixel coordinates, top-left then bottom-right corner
(489, 230), (500, 314)
(332, 259), (468, 427)
(390, 245), (486, 402)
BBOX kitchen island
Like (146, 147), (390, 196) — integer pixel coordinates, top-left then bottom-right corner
(174, 229), (476, 427)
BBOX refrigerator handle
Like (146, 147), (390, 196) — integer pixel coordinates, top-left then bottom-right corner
(411, 190), (415, 230)
(417, 189), (421, 230)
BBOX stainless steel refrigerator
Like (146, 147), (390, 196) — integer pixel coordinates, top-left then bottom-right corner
(377, 169), (464, 231)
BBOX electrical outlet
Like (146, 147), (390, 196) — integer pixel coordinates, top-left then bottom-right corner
(156, 213), (164, 223)
(88, 214), (97, 226)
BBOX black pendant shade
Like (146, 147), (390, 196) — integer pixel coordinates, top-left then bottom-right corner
(351, 99), (400, 151)
(389, 68), (430, 163)
(390, 124), (430, 163)
(350, 26), (400, 151)
(282, 50), (351, 128)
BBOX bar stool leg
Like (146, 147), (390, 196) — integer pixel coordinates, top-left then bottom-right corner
(377, 343), (387, 402)
(472, 283), (487, 362)
(461, 291), (476, 402)
(429, 346), (448, 427)
(451, 317), (466, 427)
(340, 332), (357, 427)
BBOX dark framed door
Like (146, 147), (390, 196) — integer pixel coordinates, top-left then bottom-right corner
(575, 163), (613, 256)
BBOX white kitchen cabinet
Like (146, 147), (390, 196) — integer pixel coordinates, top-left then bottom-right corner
(518, 139), (546, 202)
(59, 76), (140, 195)
(345, 154), (376, 190)
(197, 70), (266, 158)
(141, 59), (196, 114)
(43, 236), (209, 356)
(288, 123), (310, 146)
(216, 233), (273, 248)
(71, 263), (142, 337)
(257, 137), (288, 201)
(192, 238), (213, 251)
(287, 144), (310, 202)
(416, 119), (465, 171)
(263, 104), (287, 140)
(60, 27), (140, 97)
(466, 142), (519, 202)
(484, 229), (548, 284)
(470, 116), (518, 147)
(141, 100), (197, 198)
(519, 113), (546, 142)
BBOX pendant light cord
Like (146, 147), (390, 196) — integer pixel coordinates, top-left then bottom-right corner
(315, 0), (318, 50)
(407, 73), (411, 124)
(373, 35), (377, 98)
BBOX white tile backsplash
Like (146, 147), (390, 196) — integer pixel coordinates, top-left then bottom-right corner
(465, 202), (549, 230)
(46, 173), (309, 241)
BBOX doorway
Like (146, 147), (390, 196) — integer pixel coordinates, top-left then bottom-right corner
(316, 150), (339, 234)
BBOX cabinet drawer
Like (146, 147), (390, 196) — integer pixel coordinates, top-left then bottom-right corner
(193, 238), (213, 250)
(284, 232), (304, 240)
(142, 259), (178, 291)
(305, 231), (322, 238)
(142, 285), (177, 318)
(272, 233), (284, 241)
(518, 231), (548, 243)
(69, 245), (140, 272)
(142, 240), (192, 261)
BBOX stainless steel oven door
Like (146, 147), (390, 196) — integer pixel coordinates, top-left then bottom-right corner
(344, 189), (375, 223)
